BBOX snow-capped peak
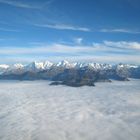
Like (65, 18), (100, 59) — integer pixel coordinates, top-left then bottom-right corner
(0, 61), (139, 74)
(0, 64), (9, 69)
(116, 63), (139, 69)
(13, 63), (24, 69)
(73, 62), (112, 70)
(25, 61), (44, 71)
(56, 60), (73, 68)
(43, 61), (53, 69)
(0, 64), (10, 74)
(126, 64), (138, 68)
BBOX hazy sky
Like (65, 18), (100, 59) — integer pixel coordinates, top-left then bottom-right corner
(0, 0), (140, 64)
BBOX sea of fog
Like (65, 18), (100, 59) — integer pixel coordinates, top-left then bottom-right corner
(0, 80), (140, 140)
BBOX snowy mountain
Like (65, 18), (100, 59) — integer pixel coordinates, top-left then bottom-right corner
(0, 64), (9, 74)
(0, 60), (140, 86)
(1, 61), (137, 73)
(24, 61), (44, 71)
(54, 60), (74, 68)
(24, 61), (54, 72)
(0, 64), (9, 69)
(43, 61), (53, 69)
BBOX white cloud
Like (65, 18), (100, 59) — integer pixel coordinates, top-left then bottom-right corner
(0, 41), (140, 64)
(104, 41), (140, 50)
(0, 0), (46, 9)
(0, 41), (140, 55)
(0, 80), (140, 140)
(34, 24), (91, 32)
(100, 28), (140, 34)
(74, 37), (83, 44)
(0, 27), (20, 32)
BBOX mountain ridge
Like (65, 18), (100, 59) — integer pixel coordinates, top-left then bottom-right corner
(0, 60), (140, 87)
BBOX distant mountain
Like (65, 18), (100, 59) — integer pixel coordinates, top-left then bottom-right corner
(0, 64), (9, 74)
(0, 61), (140, 86)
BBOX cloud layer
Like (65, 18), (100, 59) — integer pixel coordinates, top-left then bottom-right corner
(0, 41), (140, 64)
(0, 80), (140, 140)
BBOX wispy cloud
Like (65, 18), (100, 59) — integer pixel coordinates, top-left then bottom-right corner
(0, 41), (140, 64)
(103, 41), (140, 50)
(0, 41), (140, 55)
(33, 23), (140, 33)
(74, 37), (83, 44)
(34, 24), (91, 32)
(0, 27), (20, 32)
(100, 28), (140, 34)
(0, 0), (47, 9)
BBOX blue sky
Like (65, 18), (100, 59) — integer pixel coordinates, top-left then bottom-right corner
(0, 0), (140, 64)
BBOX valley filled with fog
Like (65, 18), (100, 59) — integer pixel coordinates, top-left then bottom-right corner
(0, 80), (140, 140)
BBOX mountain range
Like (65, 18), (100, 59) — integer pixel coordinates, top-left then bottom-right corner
(0, 60), (140, 87)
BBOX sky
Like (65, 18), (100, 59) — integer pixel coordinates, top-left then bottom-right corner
(0, 0), (140, 64)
